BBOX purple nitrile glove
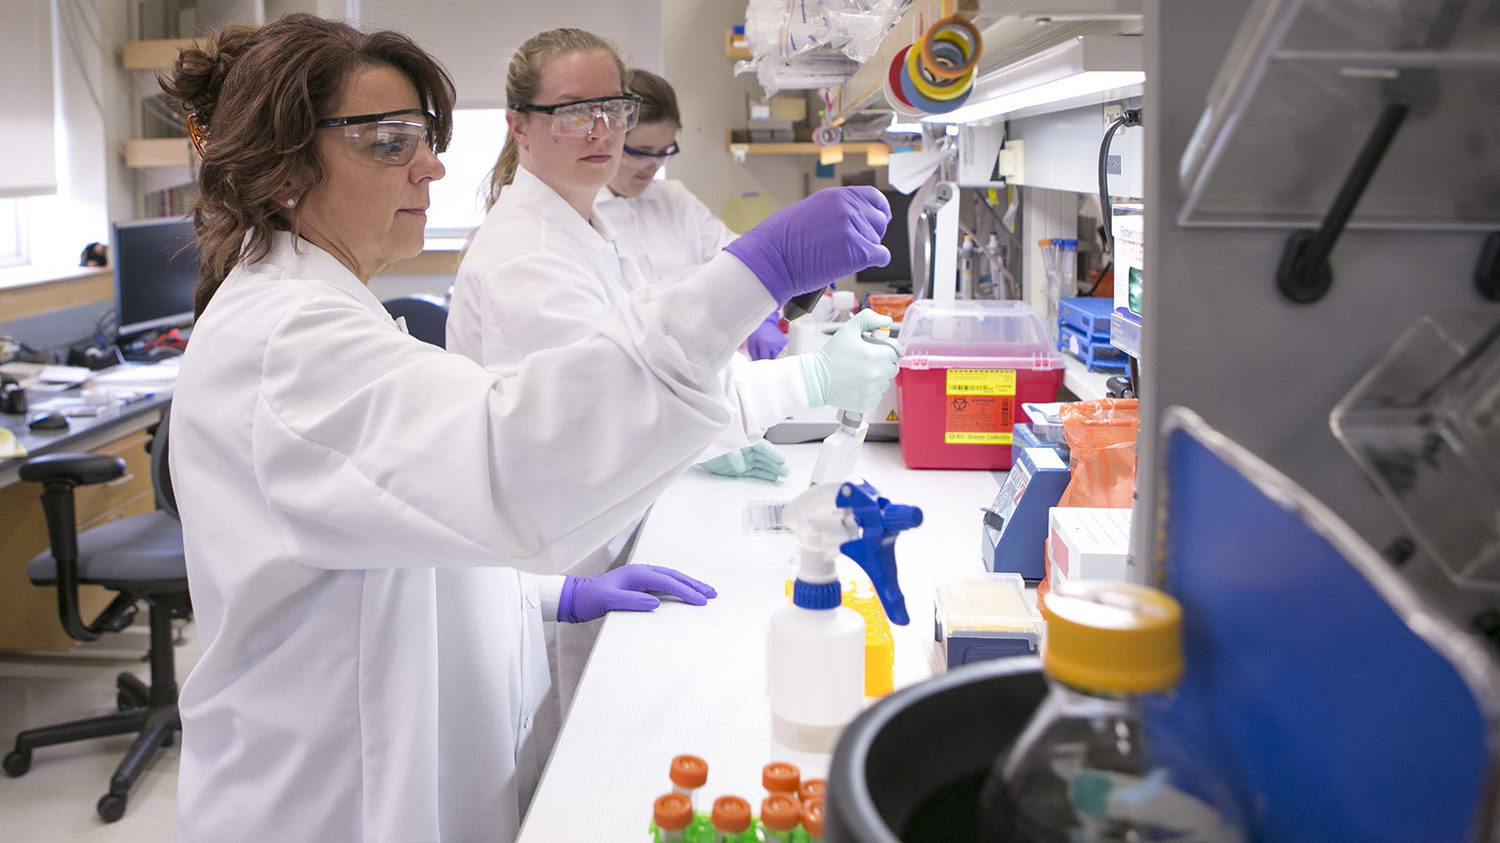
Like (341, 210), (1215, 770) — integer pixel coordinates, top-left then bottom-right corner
(557, 564), (718, 624)
(724, 186), (892, 307)
(746, 312), (787, 360)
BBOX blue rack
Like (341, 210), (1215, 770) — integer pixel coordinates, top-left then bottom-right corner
(1058, 324), (1130, 372)
(1057, 296), (1115, 339)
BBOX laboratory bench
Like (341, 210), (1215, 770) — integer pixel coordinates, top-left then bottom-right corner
(518, 441), (1007, 840)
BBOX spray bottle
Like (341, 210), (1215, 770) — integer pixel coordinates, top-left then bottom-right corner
(770, 480), (922, 752)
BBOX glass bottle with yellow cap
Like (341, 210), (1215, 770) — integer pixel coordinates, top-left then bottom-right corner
(979, 579), (1248, 843)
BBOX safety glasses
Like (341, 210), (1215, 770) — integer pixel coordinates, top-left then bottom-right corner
(315, 109), (435, 166)
(514, 95), (642, 137)
(623, 141), (681, 160)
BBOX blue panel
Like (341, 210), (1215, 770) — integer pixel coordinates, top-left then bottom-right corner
(1151, 424), (1490, 842)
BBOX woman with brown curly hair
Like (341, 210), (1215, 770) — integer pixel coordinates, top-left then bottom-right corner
(158, 13), (889, 842)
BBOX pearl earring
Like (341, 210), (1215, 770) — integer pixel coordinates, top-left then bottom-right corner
(285, 198), (296, 208)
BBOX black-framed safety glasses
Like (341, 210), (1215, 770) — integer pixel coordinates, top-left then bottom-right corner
(623, 141), (681, 160)
(513, 95), (642, 137)
(315, 109), (436, 166)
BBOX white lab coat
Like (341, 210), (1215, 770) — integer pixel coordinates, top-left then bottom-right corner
(448, 166), (810, 460)
(593, 179), (739, 286)
(170, 230), (773, 843)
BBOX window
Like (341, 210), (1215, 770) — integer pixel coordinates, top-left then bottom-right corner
(0, 198), (25, 269)
(427, 109), (509, 247)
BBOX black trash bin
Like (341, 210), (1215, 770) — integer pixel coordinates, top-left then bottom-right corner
(826, 657), (1047, 842)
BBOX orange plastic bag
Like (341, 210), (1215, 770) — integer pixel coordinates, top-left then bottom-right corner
(1056, 398), (1139, 508)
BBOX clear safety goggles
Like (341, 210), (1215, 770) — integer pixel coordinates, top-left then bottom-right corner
(316, 109), (435, 166)
(514, 95), (642, 137)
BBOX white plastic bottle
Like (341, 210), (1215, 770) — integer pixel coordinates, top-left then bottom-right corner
(771, 481), (920, 753)
(770, 483), (865, 753)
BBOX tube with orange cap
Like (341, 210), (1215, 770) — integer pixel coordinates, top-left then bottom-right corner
(651, 792), (693, 843)
(710, 795), (751, 843)
(668, 754), (708, 814)
(760, 793), (801, 842)
(801, 795), (825, 843)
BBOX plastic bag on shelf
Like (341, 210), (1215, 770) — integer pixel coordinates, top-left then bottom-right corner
(739, 0), (909, 94)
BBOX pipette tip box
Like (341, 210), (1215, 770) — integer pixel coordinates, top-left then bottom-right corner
(933, 572), (1041, 669)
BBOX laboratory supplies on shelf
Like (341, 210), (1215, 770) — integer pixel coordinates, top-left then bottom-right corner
(1038, 239), (1078, 346)
(896, 300), (1065, 470)
(977, 580), (1248, 843)
(1110, 204), (1144, 358)
(1057, 298), (1129, 373)
(771, 480), (921, 752)
(959, 235), (979, 299)
(982, 447), (1071, 580)
(933, 573), (1043, 668)
(1047, 507), (1133, 587)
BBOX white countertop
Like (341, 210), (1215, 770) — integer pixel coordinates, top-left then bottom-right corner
(517, 442), (1004, 839)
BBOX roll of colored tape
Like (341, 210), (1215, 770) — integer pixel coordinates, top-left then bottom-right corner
(812, 124), (843, 146)
(906, 42), (974, 102)
(921, 16), (982, 80)
(899, 54), (973, 114)
(885, 45), (924, 115)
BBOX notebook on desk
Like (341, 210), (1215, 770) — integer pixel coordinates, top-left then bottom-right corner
(91, 360), (180, 385)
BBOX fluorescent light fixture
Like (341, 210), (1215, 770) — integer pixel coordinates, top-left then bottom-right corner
(922, 36), (1144, 124)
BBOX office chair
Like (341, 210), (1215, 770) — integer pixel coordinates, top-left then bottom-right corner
(383, 293), (450, 348)
(2, 406), (190, 823)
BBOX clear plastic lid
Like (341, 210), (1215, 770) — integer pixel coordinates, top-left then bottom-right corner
(899, 300), (1063, 370)
(933, 572), (1040, 637)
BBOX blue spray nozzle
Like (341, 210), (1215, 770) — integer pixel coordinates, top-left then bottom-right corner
(835, 480), (922, 626)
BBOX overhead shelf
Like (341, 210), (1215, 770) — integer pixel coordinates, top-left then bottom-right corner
(122, 38), (197, 70)
(725, 130), (891, 165)
(125, 138), (194, 169)
(828, 0), (1141, 124)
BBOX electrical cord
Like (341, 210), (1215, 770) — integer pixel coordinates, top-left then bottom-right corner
(1098, 108), (1143, 255)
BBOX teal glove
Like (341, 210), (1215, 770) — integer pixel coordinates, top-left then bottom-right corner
(800, 309), (900, 413)
(698, 440), (791, 483)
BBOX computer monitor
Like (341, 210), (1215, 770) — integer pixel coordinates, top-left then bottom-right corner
(112, 217), (198, 339)
(855, 189), (913, 289)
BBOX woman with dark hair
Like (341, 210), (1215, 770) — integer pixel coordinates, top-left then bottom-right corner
(159, 14), (889, 842)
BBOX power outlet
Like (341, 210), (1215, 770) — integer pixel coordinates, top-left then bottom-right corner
(1104, 102), (1126, 123)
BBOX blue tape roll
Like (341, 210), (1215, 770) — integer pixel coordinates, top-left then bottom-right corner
(900, 57), (973, 114)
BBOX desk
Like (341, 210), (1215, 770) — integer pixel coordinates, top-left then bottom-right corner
(0, 364), (175, 651)
(518, 442), (1003, 839)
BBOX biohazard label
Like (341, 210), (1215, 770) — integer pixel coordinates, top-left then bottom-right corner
(944, 369), (1016, 444)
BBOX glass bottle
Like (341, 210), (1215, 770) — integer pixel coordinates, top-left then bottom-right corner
(979, 579), (1248, 843)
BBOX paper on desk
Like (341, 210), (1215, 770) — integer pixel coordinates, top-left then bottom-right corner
(0, 428), (26, 459)
(37, 365), (92, 385)
(92, 361), (179, 384)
